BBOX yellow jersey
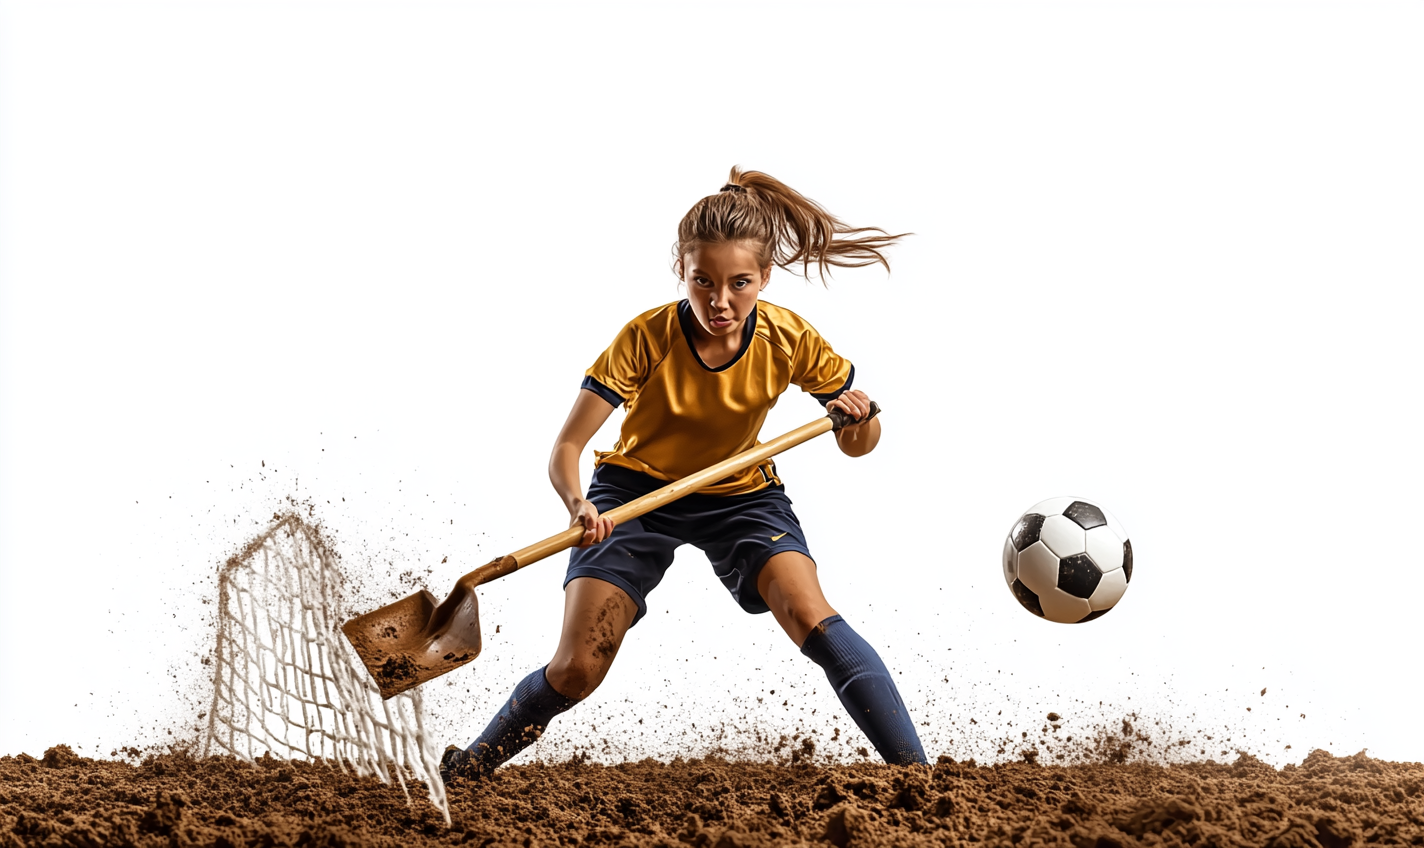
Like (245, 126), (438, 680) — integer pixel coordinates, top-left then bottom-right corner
(582, 299), (854, 496)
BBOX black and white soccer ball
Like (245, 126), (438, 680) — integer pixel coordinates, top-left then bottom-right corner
(1002, 497), (1133, 623)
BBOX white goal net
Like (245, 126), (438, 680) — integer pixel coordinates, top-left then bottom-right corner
(202, 514), (449, 823)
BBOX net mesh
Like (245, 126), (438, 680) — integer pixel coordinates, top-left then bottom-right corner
(202, 514), (449, 823)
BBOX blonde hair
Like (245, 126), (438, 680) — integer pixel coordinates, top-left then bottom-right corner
(674, 166), (909, 283)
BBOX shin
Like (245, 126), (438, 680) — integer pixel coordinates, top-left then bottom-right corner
(801, 615), (927, 765)
(456, 577), (636, 776)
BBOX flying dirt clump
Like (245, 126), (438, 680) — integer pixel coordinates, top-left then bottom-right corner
(3, 745), (1423, 847)
(377, 654), (420, 685)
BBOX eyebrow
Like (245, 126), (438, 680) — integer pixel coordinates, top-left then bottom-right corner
(690, 267), (758, 277)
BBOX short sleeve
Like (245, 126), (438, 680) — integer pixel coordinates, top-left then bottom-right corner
(583, 320), (654, 408)
(790, 323), (855, 406)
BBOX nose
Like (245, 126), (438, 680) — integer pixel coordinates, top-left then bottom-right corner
(709, 286), (729, 311)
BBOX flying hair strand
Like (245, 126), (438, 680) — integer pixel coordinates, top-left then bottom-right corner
(674, 167), (910, 284)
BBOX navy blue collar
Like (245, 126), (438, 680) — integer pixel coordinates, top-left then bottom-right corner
(677, 299), (758, 372)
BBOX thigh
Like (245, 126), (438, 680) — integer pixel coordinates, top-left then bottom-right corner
(756, 551), (838, 648)
(548, 576), (639, 700)
(566, 465), (684, 626)
(564, 514), (680, 626)
(691, 488), (815, 616)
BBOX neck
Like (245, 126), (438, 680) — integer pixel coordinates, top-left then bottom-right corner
(692, 323), (742, 367)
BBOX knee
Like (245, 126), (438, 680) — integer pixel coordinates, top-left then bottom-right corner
(545, 654), (609, 700)
(786, 604), (832, 643)
(762, 579), (820, 627)
(772, 597), (835, 649)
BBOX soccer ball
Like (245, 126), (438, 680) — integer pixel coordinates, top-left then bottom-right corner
(1002, 497), (1133, 623)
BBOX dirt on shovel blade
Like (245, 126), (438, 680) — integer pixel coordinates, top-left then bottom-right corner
(3, 743), (1423, 847)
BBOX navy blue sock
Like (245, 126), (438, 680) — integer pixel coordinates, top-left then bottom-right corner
(801, 615), (927, 765)
(463, 666), (579, 773)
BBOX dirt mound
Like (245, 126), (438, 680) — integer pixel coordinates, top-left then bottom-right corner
(3, 745), (1422, 847)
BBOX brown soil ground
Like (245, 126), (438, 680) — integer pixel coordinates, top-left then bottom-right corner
(3, 745), (1422, 848)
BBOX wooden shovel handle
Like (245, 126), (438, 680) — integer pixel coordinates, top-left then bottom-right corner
(462, 403), (879, 589)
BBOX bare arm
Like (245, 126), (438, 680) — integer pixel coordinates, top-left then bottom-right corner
(550, 389), (619, 546)
(827, 389), (881, 458)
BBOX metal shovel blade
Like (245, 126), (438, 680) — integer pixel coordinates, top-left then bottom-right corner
(341, 581), (483, 700)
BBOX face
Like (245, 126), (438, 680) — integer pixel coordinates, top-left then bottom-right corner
(679, 242), (770, 341)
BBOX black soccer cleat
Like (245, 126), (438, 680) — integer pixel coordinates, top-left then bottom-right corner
(439, 745), (469, 786)
(439, 744), (491, 786)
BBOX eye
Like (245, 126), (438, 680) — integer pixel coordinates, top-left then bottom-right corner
(734, 279), (751, 289)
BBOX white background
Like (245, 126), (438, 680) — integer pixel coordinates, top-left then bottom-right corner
(2, 1), (1421, 767)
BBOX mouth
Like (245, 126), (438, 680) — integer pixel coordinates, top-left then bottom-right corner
(709, 315), (734, 329)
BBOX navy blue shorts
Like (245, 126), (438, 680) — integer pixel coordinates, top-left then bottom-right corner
(564, 464), (815, 626)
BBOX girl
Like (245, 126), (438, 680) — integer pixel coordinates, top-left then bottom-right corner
(442, 168), (926, 781)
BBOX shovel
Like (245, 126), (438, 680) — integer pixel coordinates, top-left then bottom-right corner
(342, 402), (879, 699)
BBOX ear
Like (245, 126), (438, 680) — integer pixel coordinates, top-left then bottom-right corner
(760, 263), (773, 290)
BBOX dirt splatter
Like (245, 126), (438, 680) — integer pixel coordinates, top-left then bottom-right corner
(4, 745), (1421, 847)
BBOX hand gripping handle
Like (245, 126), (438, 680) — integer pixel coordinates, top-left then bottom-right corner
(828, 400), (881, 431)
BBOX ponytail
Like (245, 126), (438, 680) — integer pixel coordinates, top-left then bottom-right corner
(674, 166), (909, 283)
